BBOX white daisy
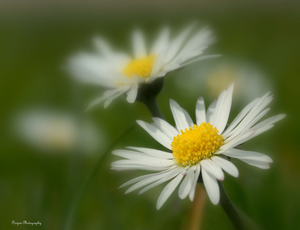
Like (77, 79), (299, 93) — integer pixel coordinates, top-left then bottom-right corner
(13, 109), (102, 153)
(68, 25), (216, 109)
(111, 83), (285, 209)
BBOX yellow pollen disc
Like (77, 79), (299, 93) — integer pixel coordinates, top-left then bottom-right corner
(122, 55), (156, 79)
(171, 122), (224, 166)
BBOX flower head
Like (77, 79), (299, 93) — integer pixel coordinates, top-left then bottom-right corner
(68, 25), (216, 109)
(111, 83), (285, 209)
(13, 109), (102, 153)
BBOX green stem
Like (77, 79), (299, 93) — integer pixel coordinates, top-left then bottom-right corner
(64, 125), (134, 230)
(218, 181), (247, 230)
(136, 78), (164, 119)
(142, 96), (164, 119)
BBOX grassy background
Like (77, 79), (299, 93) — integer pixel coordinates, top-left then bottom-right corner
(1, 2), (300, 230)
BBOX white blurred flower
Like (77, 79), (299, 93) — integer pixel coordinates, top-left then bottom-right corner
(175, 59), (273, 104)
(206, 63), (273, 104)
(14, 109), (102, 153)
(111, 83), (285, 209)
(68, 24), (216, 109)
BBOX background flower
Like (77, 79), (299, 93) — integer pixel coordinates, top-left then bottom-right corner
(68, 25), (216, 109)
(13, 108), (102, 154)
(174, 59), (273, 105)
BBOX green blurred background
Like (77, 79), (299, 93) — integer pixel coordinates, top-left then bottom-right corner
(1, 1), (300, 229)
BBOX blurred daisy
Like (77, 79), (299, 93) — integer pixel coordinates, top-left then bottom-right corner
(205, 62), (273, 104)
(111, 83), (285, 209)
(68, 25), (216, 109)
(175, 59), (273, 103)
(14, 109), (102, 153)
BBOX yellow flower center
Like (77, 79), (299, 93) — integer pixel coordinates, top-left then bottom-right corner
(122, 55), (156, 79)
(171, 122), (224, 166)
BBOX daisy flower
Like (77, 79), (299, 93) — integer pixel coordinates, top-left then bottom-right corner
(68, 24), (216, 109)
(13, 109), (102, 153)
(111, 83), (285, 209)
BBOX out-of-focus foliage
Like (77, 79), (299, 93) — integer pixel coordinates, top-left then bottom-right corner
(1, 1), (300, 230)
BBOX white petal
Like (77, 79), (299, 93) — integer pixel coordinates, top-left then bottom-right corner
(234, 123), (275, 148)
(178, 168), (195, 199)
(131, 74), (145, 84)
(85, 96), (105, 112)
(206, 100), (217, 124)
(150, 44), (169, 76)
(119, 169), (169, 188)
(219, 129), (256, 152)
(139, 178), (169, 195)
(150, 27), (170, 55)
(92, 38), (131, 68)
(225, 108), (270, 143)
(196, 97), (206, 125)
(119, 166), (177, 189)
(174, 48), (204, 64)
(164, 24), (195, 64)
(111, 159), (174, 168)
(222, 149), (273, 163)
(156, 172), (185, 210)
(132, 30), (147, 58)
(136, 120), (172, 150)
(225, 98), (272, 142)
(189, 164), (201, 201)
(224, 93), (272, 139)
(222, 98), (260, 136)
(201, 159), (224, 181)
(182, 108), (194, 127)
(201, 166), (220, 205)
(116, 73), (135, 84)
(211, 90), (226, 128)
(125, 175), (166, 194)
(126, 85), (138, 103)
(172, 28), (213, 64)
(246, 124), (274, 141)
(104, 89), (129, 108)
(169, 99), (190, 132)
(211, 156), (239, 178)
(152, 117), (179, 139)
(110, 53), (132, 70)
(161, 62), (181, 73)
(68, 54), (116, 86)
(180, 54), (221, 67)
(111, 164), (171, 172)
(126, 146), (173, 159)
(246, 108), (271, 128)
(93, 37), (113, 57)
(86, 87), (129, 111)
(239, 159), (270, 169)
(225, 93), (270, 136)
(139, 167), (183, 195)
(246, 95), (273, 122)
(213, 83), (234, 134)
(251, 114), (286, 130)
(112, 149), (148, 159)
(125, 170), (174, 194)
(119, 174), (153, 189)
(112, 149), (172, 162)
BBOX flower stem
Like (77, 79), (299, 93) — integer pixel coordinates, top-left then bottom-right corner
(218, 181), (247, 230)
(136, 78), (164, 119)
(142, 96), (164, 119)
(186, 184), (207, 230)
